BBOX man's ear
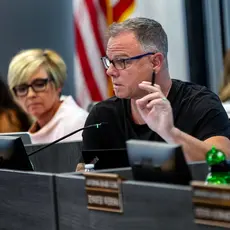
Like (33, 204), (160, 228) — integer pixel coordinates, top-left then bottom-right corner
(150, 53), (164, 72)
(153, 53), (164, 68)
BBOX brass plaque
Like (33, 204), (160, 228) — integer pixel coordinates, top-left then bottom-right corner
(192, 181), (230, 228)
(84, 172), (123, 213)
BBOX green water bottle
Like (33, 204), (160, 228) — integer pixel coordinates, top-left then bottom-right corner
(205, 146), (230, 185)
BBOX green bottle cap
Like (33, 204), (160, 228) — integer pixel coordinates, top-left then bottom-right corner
(206, 146), (226, 166)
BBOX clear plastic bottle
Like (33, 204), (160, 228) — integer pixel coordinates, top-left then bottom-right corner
(84, 164), (95, 172)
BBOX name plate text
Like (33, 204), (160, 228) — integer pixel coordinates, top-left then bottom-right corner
(192, 181), (230, 228)
(84, 172), (123, 213)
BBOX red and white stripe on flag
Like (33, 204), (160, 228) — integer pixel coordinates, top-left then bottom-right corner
(73, 0), (135, 109)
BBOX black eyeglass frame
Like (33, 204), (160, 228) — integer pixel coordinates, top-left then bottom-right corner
(101, 52), (155, 70)
(13, 77), (54, 97)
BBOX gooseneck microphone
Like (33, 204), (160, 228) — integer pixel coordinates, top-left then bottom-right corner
(28, 122), (108, 157)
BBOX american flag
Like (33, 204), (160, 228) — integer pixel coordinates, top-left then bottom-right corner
(73, 0), (135, 109)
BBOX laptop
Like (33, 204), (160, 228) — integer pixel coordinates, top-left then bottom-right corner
(0, 136), (33, 171)
(81, 148), (130, 170)
(0, 132), (32, 145)
(126, 139), (192, 185)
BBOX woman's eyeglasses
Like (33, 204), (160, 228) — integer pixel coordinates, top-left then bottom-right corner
(13, 78), (53, 97)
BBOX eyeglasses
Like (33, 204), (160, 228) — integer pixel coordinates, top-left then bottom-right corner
(101, 52), (155, 70)
(13, 78), (53, 97)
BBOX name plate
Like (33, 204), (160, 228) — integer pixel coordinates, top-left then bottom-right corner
(84, 172), (123, 213)
(192, 181), (230, 228)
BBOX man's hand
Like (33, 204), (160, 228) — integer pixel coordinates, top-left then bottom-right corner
(136, 81), (176, 142)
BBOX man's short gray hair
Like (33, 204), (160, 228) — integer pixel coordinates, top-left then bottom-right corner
(107, 17), (168, 58)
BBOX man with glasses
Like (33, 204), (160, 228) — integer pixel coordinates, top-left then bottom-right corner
(82, 17), (230, 162)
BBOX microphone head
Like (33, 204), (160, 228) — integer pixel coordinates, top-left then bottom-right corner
(95, 122), (108, 129)
(98, 122), (109, 126)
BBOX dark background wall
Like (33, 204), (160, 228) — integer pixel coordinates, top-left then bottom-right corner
(0, 0), (75, 96)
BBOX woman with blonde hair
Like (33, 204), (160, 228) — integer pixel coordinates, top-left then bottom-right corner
(8, 49), (88, 143)
(219, 50), (230, 118)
